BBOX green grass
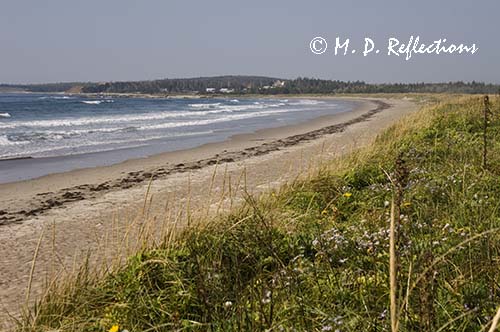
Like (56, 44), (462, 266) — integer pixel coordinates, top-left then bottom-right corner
(18, 96), (500, 331)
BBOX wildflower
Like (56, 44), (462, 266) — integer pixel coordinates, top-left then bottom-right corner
(261, 290), (272, 304)
(343, 192), (352, 198)
(384, 200), (390, 207)
(321, 209), (328, 215)
(109, 325), (119, 332)
(379, 309), (387, 319)
(333, 315), (344, 325)
(224, 301), (233, 308)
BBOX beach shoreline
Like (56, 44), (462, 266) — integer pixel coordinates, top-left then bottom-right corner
(0, 96), (417, 329)
(0, 97), (372, 225)
(0, 96), (359, 184)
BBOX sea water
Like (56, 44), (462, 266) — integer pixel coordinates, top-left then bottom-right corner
(0, 93), (357, 182)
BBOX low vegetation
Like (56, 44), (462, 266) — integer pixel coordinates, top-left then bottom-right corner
(18, 95), (500, 331)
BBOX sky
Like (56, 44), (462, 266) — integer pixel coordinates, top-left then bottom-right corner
(0, 0), (498, 84)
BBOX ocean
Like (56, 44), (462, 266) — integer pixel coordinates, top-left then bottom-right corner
(0, 93), (357, 182)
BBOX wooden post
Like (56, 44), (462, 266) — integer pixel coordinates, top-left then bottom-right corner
(483, 95), (490, 169)
(389, 154), (408, 332)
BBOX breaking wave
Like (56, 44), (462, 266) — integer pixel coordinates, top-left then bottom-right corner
(0, 103), (288, 129)
(81, 100), (114, 105)
(0, 95), (347, 161)
(0, 135), (29, 146)
(288, 99), (325, 106)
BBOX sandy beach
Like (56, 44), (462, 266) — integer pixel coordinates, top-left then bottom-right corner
(0, 97), (417, 328)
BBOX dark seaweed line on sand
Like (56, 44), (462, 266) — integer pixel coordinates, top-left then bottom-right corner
(0, 100), (389, 226)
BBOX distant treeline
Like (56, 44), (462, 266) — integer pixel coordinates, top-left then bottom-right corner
(1, 76), (499, 95)
(0, 82), (85, 93)
(276, 79), (500, 95)
(82, 76), (279, 94)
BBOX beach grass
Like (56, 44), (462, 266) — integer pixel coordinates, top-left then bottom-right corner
(15, 95), (500, 331)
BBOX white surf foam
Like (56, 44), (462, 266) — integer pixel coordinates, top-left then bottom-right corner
(0, 110), (228, 129)
(82, 100), (103, 105)
(0, 130), (217, 159)
(189, 102), (222, 109)
(141, 108), (293, 130)
(0, 102), (287, 129)
(0, 135), (29, 146)
(39, 96), (73, 100)
(288, 99), (325, 106)
(0, 112), (11, 118)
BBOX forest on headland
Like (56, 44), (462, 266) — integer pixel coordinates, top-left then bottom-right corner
(1, 76), (499, 95)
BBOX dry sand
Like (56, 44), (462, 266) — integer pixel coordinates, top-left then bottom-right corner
(0, 97), (417, 329)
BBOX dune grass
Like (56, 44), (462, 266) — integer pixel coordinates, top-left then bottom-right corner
(16, 95), (500, 331)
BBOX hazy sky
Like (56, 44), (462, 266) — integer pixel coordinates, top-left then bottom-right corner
(1, 0), (498, 84)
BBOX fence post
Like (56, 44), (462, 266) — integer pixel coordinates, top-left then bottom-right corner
(483, 95), (490, 169)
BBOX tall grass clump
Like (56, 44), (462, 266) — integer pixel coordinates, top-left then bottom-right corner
(16, 96), (500, 331)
